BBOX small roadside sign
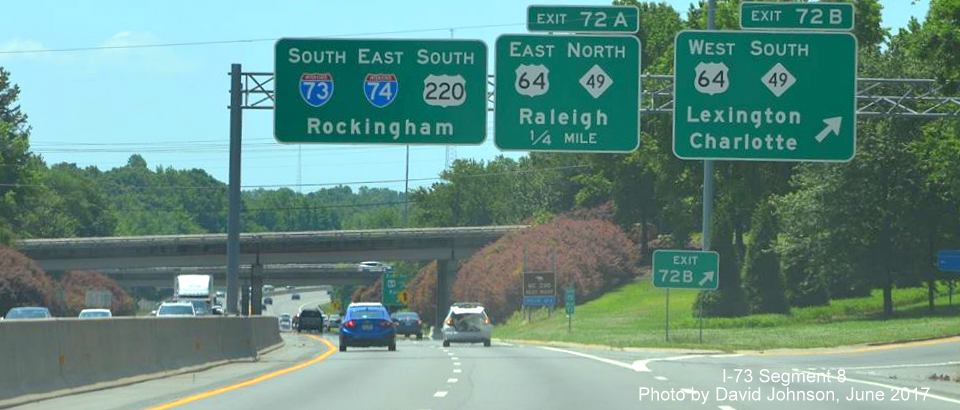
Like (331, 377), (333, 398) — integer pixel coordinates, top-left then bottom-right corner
(652, 250), (719, 290)
(523, 271), (556, 307)
(938, 250), (960, 272)
(564, 287), (575, 315)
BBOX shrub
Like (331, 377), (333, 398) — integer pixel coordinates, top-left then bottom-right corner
(61, 271), (136, 316)
(451, 218), (639, 322)
(0, 246), (61, 316)
(741, 200), (790, 314)
(407, 261), (438, 325)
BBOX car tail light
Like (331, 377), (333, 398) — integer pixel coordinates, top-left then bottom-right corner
(484, 317), (491, 325)
(445, 318), (454, 326)
(345, 320), (356, 328)
(380, 320), (393, 328)
(416, 320), (421, 326)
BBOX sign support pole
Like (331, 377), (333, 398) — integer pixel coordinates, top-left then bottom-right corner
(950, 279), (956, 306)
(226, 63), (242, 316)
(696, 0), (717, 343)
(665, 288), (670, 342)
(699, 297), (704, 343)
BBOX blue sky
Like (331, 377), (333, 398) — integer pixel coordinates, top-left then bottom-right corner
(0, 0), (929, 192)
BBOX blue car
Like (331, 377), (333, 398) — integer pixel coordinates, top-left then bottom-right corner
(339, 303), (396, 352)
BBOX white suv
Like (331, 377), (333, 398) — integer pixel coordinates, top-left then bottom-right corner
(441, 303), (492, 347)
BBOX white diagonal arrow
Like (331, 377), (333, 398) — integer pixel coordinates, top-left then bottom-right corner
(699, 271), (715, 287)
(814, 117), (843, 143)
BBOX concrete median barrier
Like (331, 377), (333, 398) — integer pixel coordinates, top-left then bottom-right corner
(0, 316), (281, 405)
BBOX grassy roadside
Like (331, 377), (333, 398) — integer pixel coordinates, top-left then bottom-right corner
(494, 279), (960, 351)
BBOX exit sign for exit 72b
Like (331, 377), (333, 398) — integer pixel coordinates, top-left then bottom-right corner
(740, 2), (854, 31)
(652, 250), (719, 290)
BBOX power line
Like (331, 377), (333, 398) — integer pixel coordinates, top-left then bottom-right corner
(0, 23), (522, 55)
(0, 164), (592, 191)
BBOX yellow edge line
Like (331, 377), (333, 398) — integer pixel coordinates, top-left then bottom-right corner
(146, 335), (336, 410)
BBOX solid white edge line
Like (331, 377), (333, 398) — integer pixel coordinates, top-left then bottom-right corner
(633, 354), (744, 372)
(539, 346), (638, 371)
(799, 370), (960, 405)
(841, 360), (960, 371)
(717, 406), (737, 410)
(433, 391), (448, 398)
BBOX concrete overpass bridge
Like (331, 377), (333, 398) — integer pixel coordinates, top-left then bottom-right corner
(17, 226), (526, 325)
(18, 226), (524, 272)
(95, 265), (382, 288)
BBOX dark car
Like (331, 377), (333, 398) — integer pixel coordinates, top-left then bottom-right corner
(391, 311), (423, 340)
(291, 293), (301, 300)
(296, 308), (324, 333)
(339, 303), (395, 352)
(264, 297), (273, 305)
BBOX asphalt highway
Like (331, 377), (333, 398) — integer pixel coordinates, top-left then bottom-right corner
(15, 290), (960, 410)
(17, 332), (960, 410)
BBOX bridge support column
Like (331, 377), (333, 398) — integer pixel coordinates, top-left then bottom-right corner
(250, 261), (263, 315)
(251, 277), (263, 316)
(241, 279), (250, 316)
(433, 259), (455, 340)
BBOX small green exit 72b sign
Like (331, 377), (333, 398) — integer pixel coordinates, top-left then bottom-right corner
(652, 250), (719, 290)
(740, 2), (854, 31)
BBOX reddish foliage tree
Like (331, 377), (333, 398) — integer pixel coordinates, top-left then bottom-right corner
(61, 271), (136, 316)
(406, 261), (437, 324)
(0, 246), (62, 316)
(452, 218), (640, 322)
(352, 278), (381, 303)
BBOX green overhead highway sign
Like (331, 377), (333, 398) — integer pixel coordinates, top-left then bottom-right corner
(274, 38), (487, 145)
(652, 250), (719, 290)
(495, 35), (640, 153)
(741, 2), (854, 31)
(382, 272), (407, 306)
(527, 5), (639, 33)
(673, 30), (857, 162)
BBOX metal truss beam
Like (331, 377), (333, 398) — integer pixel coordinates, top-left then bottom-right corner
(238, 72), (960, 118)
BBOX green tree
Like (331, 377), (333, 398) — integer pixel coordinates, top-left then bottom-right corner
(695, 205), (748, 317)
(741, 199), (789, 314)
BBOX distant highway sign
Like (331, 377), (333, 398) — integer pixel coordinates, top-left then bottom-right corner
(523, 271), (556, 307)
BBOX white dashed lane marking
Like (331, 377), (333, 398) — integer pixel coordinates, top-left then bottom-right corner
(453, 362), (461, 366)
(453, 369), (462, 373)
(654, 376), (668, 381)
(433, 391), (448, 398)
(446, 378), (458, 383)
